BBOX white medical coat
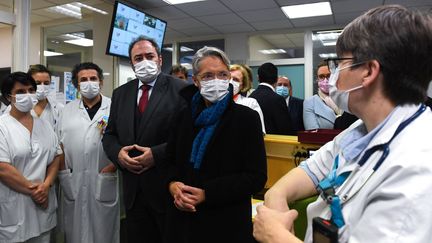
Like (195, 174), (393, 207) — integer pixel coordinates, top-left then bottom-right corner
(302, 105), (432, 242)
(57, 95), (119, 243)
(5, 96), (63, 132)
(236, 95), (266, 134)
(0, 114), (61, 242)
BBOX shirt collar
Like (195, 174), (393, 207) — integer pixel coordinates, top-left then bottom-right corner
(339, 107), (395, 162)
(137, 78), (157, 90)
(259, 82), (275, 92)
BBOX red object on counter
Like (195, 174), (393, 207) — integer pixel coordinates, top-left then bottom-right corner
(297, 129), (343, 145)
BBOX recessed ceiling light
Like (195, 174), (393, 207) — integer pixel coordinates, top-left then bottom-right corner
(259, 49), (286, 55)
(44, 50), (64, 56)
(163, 0), (205, 5)
(319, 53), (337, 58)
(64, 38), (93, 47)
(46, 2), (108, 19)
(281, 2), (332, 19)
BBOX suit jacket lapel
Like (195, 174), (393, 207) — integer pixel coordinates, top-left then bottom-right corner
(137, 74), (167, 141)
(313, 95), (335, 122)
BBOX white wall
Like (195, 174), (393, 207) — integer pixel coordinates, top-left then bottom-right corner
(249, 36), (288, 61)
(225, 33), (249, 64)
(0, 27), (12, 68)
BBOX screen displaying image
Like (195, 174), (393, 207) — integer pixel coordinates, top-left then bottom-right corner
(106, 1), (167, 58)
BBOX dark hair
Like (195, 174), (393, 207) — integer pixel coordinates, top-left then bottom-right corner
(169, 64), (188, 76)
(317, 60), (327, 70)
(128, 36), (161, 62)
(27, 64), (51, 78)
(71, 62), (104, 88)
(258, 62), (278, 85)
(1, 72), (36, 97)
(336, 5), (432, 105)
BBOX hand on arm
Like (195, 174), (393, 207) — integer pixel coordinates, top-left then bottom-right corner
(264, 168), (317, 212)
(117, 145), (144, 174)
(0, 162), (35, 195)
(32, 155), (60, 208)
(253, 205), (302, 243)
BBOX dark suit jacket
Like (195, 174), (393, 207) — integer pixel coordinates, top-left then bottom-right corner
(164, 85), (267, 243)
(426, 97), (432, 110)
(102, 73), (187, 211)
(250, 84), (293, 135)
(288, 96), (304, 133)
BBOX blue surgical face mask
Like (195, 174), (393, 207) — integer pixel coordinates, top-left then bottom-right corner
(329, 64), (363, 114)
(276, 86), (289, 98)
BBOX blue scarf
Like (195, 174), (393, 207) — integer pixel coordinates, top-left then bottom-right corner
(189, 89), (232, 169)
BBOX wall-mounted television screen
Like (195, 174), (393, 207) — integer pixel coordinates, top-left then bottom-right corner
(106, 1), (167, 58)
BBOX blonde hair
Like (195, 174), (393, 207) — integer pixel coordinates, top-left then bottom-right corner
(230, 64), (252, 93)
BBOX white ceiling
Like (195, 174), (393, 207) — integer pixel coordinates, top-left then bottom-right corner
(0, 0), (431, 50)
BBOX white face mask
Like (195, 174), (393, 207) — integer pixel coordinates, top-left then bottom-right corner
(13, 93), (38, 112)
(200, 79), (230, 103)
(230, 80), (241, 95)
(134, 59), (161, 83)
(329, 66), (363, 114)
(36, 84), (50, 100)
(80, 81), (100, 99)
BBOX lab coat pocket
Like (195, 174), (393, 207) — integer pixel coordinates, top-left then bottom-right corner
(95, 173), (118, 203)
(0, 197), (18, 227)
(58, 169), (75, 201)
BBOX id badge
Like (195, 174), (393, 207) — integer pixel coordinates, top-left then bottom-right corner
(312, 217), (338, 243)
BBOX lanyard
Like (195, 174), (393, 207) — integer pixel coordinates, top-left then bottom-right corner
(317, 104), (426, 228)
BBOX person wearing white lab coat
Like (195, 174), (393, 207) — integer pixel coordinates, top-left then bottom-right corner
(28, 64), (64, 130)
(4, 65), (64, 130)
(230, 64), (266, 134)
(254, 5), (432, 243)
(57, 62), (119, 243)
(0, 72), (61, 243)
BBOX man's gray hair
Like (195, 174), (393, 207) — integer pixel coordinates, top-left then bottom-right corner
(192, 46), (230, 75)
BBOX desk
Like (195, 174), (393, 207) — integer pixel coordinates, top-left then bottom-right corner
(264, 134), (321, 188)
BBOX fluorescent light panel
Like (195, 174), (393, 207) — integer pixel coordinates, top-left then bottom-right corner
(64, 38), (93, 47)
(47, 2), (107, 19)
(163, 0), (205, 5)
(281, 2), (332, 19)
(319, 53), (337, 58)
(259, 49), (286, 55)
(44, 50), (63, 56)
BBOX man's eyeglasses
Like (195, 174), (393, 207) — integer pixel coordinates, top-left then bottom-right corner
(198, 71), (231, 81)
(326, 57), (355, 73)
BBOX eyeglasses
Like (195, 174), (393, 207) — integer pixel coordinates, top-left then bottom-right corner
(197, 71), (231, 81)
(317, 73), (331, 80)
(326, 57), (355, 73)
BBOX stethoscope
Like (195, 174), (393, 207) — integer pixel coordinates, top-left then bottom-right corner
(318, 104), (427, 228)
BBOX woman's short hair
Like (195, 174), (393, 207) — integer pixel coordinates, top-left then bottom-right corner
(170, 64), (188, 76)
(192, 46), (230, 75)
(1, 72), (36, 97)
(336, 5), (432, 105)
(230, 64), (252, 93)
(27, 64), (51, 78)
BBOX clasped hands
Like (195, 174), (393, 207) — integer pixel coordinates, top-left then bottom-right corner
(118, 144), (154, 174)
(169, 181), (205, 213)
(29, 181), (49, 209)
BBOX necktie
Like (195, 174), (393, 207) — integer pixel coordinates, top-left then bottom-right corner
(138, 84), (151, 113)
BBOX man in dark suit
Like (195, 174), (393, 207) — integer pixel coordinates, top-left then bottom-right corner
(276, 76), (304, 133)
(102, 36), (187, 243)
(250, 63), (292, 135)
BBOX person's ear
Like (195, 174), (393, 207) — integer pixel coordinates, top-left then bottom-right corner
(362, 60), (381, 88)
(192, 76), (200, 88)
